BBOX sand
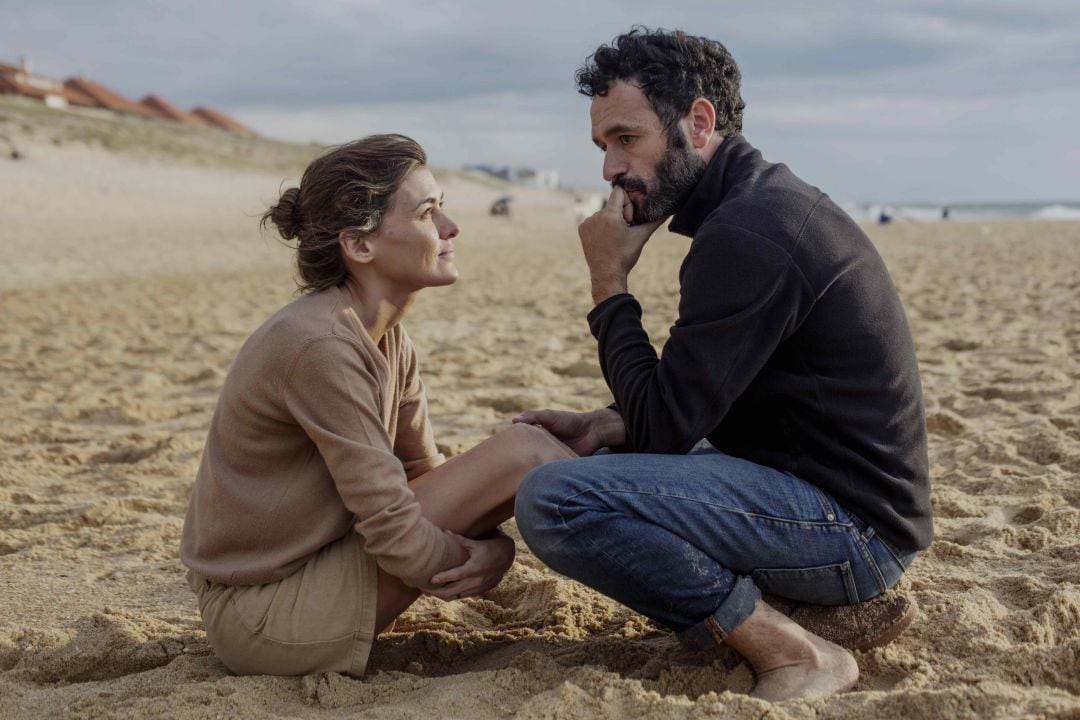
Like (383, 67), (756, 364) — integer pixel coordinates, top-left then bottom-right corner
(2, 103), (1079, 718)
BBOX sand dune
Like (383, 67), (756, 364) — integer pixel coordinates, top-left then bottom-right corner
(1, 108), (1079, 718)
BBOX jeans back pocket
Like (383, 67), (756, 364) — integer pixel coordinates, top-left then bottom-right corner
(751, 561), (860, 606)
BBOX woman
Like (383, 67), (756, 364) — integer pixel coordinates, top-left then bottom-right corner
(180, 134), (575, 677)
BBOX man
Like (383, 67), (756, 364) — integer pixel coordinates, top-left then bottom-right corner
(513, 28), (931, 702)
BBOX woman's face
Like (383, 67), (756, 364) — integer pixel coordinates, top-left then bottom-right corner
(370, 166), (460, 291)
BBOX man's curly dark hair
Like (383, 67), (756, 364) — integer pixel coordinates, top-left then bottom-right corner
(576, 27), (745, 136)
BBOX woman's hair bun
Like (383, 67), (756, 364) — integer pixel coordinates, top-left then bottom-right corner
(263, 186), (303, 240)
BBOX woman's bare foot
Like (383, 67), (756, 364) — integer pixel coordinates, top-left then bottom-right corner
(724, 601), (859, 702)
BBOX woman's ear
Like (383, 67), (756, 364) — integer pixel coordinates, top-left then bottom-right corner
(339, 229), (376, 264)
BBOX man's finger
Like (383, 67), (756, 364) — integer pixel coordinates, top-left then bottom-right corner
(514, 410), (557, 430)
(513, 410), (544, 424)
(608, 185), (626, 212)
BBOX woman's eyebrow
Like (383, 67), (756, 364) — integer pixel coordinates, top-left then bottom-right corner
(413, 193), (445, 211)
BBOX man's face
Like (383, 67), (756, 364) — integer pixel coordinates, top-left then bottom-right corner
(590, 81), (706, 225)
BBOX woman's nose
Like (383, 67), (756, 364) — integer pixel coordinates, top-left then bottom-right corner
(437, 211), (459, 240)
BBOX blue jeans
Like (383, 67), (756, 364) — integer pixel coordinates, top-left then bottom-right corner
(515, 445), (917, 651)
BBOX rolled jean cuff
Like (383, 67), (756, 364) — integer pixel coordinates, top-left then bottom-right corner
(677, 575), (761, 652)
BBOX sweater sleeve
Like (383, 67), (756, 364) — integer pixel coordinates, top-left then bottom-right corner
(394, 330), (446, 479)
(587, 223), (812, 454)
(283, 336), (459, 589)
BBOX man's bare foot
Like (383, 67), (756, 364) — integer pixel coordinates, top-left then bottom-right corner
(724, 601), (859, 702)
(750, 633), (859, 702)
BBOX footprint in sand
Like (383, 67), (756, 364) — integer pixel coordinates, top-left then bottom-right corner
(1006, 505), (1045, 526)
(7, 611), (205, 682)
(925, 411), (967, 437)
(87, 439), (171, 466)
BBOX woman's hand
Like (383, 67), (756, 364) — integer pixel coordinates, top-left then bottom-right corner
(425, 528), (516, 601)
(512, 406), (625, 456)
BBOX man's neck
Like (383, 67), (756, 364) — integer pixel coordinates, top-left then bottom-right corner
(698, 133), (726, 167)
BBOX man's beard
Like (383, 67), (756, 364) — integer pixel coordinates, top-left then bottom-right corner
(614, 129), (706, 225)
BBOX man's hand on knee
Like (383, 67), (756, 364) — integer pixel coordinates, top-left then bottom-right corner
(513, 407), (626, 456)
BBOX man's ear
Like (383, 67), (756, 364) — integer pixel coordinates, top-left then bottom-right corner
(687, 98), (716, 149)
(339, 228), (376, 264)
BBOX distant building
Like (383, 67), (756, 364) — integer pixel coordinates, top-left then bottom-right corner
(512, 167), (560, 189)
(62, 76), (156, 117)
(61, 81), (100, 108)
(0, 57), (70, 109)
(139, 94), (214, 128)
(464, 164), (560, 189)
(190, 106), (256, 136)
(1, 56), (257, 136)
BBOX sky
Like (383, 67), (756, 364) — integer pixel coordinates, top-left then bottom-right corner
(3, 0), (1079, 203)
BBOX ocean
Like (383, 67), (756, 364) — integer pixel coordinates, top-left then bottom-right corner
(843, 201), (1080, 223)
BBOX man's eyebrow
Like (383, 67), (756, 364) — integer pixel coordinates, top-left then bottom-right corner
(413, 193), (444, 211)
(592, 123), (643, 147)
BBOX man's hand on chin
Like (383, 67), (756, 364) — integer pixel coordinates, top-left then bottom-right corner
(578, 186), (664, 305)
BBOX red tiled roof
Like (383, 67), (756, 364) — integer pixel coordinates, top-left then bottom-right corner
(62, 82), (99, 107)
(139, 94), (213, 127)
(190, 106), (257, 136)
(2, 60), (258, 137)
(63, 77), (156, 116)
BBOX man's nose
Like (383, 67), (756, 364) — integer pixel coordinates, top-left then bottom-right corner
(602, 150), (627, 183)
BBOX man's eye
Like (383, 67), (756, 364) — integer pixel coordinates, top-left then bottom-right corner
(619, 135), (634, 145)
(420, 209), (433, 219)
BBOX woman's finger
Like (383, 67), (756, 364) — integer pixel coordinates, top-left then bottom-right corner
(444, 529), (480, 549)
(426, 581), (468, 600)
(430, 567), (464, 585)
(428, 579), (480, 600)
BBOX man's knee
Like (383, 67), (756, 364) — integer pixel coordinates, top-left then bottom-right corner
(514, 459), (577, 556)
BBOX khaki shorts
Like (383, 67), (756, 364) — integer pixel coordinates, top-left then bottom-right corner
(188, 531), (378, 677)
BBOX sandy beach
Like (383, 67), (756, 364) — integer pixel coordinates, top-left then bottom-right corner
(2, 99), (1079, 718)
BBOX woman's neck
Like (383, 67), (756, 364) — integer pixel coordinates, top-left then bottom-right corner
(339, 275), (417, 346)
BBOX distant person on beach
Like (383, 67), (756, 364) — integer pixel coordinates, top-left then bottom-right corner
(514, 28), (931, 702)
(180, 134), (574, 678)
(490, 195), (512, 216)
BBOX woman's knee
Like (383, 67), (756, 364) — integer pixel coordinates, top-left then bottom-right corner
(497, 422), (574, 472)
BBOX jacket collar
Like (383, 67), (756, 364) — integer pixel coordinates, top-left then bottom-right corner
(668, 133), (758, 238)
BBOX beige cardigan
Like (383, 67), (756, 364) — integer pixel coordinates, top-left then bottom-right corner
(180, 286), (459, 588)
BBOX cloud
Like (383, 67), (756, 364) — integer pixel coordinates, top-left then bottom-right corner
(233, 89), (603, 185)
(3, 1), (1078, 200)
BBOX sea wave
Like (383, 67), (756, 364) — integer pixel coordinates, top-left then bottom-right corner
(843, 202), (1080, 223)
